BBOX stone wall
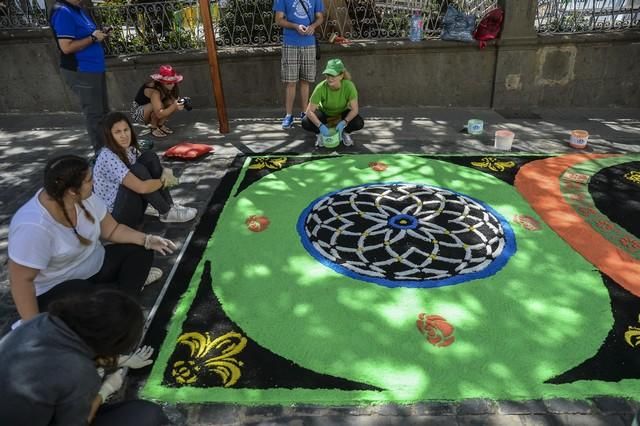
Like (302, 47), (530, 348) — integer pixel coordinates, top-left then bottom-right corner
(0, 1), (639, 113)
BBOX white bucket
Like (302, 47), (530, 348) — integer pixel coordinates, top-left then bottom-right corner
(569, 130), (589, 149)
(467, 119), (484, 135)
(494, 130), (515, 151)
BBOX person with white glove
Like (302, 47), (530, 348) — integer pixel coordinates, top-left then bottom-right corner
(118, 345), (155, 369)
(8, 154), (178, 323)
(0, 289), (168, 425)
(144, 234), (177, 255)
(93, 111), (197, 228)
(98, 369), (125, 403)
(160, 167), (179, 189)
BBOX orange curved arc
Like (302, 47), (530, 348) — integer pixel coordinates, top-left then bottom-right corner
(515, 153), (640, 296)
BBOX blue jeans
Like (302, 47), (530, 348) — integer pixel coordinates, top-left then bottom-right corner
(60, 69), (109, 152)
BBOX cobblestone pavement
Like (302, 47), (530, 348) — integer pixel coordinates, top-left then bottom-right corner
(1, 107), (639, 425)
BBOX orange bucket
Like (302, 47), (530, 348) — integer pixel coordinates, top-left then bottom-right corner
(570, 130), (589, 149)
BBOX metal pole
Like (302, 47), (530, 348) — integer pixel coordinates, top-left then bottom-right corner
(198, 0), (229, 134)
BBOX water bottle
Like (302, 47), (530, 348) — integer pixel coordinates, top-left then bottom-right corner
(409, 12), (423, 42)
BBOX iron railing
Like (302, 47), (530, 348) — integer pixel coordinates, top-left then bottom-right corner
(4, 0), (640, 46)
(1, 0), (497, 54)
(0, 0), (48, 29)
(100, 0), (497, 53)
(536, 0), (640, 33)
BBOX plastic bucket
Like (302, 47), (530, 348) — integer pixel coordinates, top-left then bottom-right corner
(322, 128), (341, 148)
(494, 130), (515, 150)
(569, 130), (589, 149)
(467, 119), (484, 135)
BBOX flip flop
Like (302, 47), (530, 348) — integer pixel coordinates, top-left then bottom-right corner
(159, 124), (174, 134)
(151, 127), (167, 138)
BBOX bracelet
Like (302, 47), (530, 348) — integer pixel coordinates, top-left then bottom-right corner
(143, 234), (151, 250)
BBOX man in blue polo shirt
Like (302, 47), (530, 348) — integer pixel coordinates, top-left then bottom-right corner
(50, 0), (109, 152)
(273, 0), (324, 129)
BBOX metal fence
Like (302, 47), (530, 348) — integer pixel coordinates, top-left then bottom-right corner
(4, 0), (640, 51)
(535, 0), (640, 33)
(93, 0), (498, 54)
(1, 0), (497, 54)
(0, 0), (48, 28)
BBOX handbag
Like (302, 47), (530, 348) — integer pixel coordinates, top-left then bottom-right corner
(440, 5), (476, 43)
(299, 0), (320, 60)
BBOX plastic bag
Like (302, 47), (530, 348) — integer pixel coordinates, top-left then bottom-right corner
(440, 5), (476, 43)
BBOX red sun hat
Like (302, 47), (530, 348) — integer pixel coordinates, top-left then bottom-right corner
(150, 65), (184, 84)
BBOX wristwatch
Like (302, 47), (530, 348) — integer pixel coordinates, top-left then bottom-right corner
(90, 33), (98, 42)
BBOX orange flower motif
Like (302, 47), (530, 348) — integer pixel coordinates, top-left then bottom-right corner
(369, 162), (388, 172)
(513, 214), (541, 231)
(416, 313), (455, 347)
(245, 215), (270, 232)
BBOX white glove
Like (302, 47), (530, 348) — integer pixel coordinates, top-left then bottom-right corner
(161, 168), (179, 188)
(118, 345), (154, 369)
(144, 234), (177, 255)
(98, 369), (124, 403)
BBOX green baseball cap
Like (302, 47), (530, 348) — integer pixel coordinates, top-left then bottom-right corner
(322, 58), (345, 76)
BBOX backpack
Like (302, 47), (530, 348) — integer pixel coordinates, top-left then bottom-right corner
(473, 7), (504, 49)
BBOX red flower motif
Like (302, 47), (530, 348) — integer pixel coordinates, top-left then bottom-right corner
(416, 313), (455, 347)
(245, 215), (270, 232)
(369, 161), (388, 172)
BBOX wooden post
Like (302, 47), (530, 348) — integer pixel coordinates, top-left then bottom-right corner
(198, 0), (229, 133)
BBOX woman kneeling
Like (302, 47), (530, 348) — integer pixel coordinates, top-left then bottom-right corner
(302, 58), (364, 147)
(130, 64), (186, 138)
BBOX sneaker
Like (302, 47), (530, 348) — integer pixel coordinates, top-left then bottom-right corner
(342, 132), (354, 146)
(281, 114), (294, 129)
(145, 205), (159, 217)
(144, 267), (163, 287)
(315, 134), (323, 148)
(300, 112), (306, 121)
(159, 204), (197, 223)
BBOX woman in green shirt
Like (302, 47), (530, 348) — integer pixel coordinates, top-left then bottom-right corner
(302, 58), (364, 147)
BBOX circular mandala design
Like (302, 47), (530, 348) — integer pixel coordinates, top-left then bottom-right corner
(297, 183), (515, 288)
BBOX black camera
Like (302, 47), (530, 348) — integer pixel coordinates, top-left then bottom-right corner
(179, 97), (193, 111)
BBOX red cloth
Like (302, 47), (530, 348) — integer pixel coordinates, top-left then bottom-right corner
(163, 142), (214, 160)
(473, 7), (504, 49)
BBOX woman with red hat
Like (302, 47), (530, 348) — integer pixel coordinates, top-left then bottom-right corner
(130, 65), (186, 138)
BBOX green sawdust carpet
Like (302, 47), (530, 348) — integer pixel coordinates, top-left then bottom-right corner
(141, 153), (640, 404)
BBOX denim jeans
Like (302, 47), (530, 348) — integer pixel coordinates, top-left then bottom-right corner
(60, 68), (109, 152)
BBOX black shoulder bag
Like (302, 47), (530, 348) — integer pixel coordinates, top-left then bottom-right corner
(299, 0), (320, 60)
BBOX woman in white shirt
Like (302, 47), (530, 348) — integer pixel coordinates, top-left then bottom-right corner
(93, 111), (196, 228)
(8, 155), (176, 321)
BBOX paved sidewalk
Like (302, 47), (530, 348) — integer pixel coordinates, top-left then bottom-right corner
(1, 107), (639, 425)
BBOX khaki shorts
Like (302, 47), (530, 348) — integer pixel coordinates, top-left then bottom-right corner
(281, 45), (316, 83)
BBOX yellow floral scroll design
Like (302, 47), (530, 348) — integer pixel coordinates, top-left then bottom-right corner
(624, 171), (640, 185)
(625, 315), (640, 347)
(248, 157), (287, 170)
(171, 331), (247, 387)
(470, 157), (516, 172)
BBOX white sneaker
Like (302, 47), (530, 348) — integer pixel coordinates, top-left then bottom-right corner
(342, 132), (354, 146)
(144, 267), (163, 287)
(315, 134), (323, 148)
(159, 204), (197, 223)
(145, 205), (159, 217)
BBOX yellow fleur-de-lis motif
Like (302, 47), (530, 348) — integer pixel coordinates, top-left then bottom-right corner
(470, 157), (516, 172)
(249, 157), (287, 170)
(625, 314), (640, 347)
(171, 331), (247, 387)
(624, 171), (640, 184)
